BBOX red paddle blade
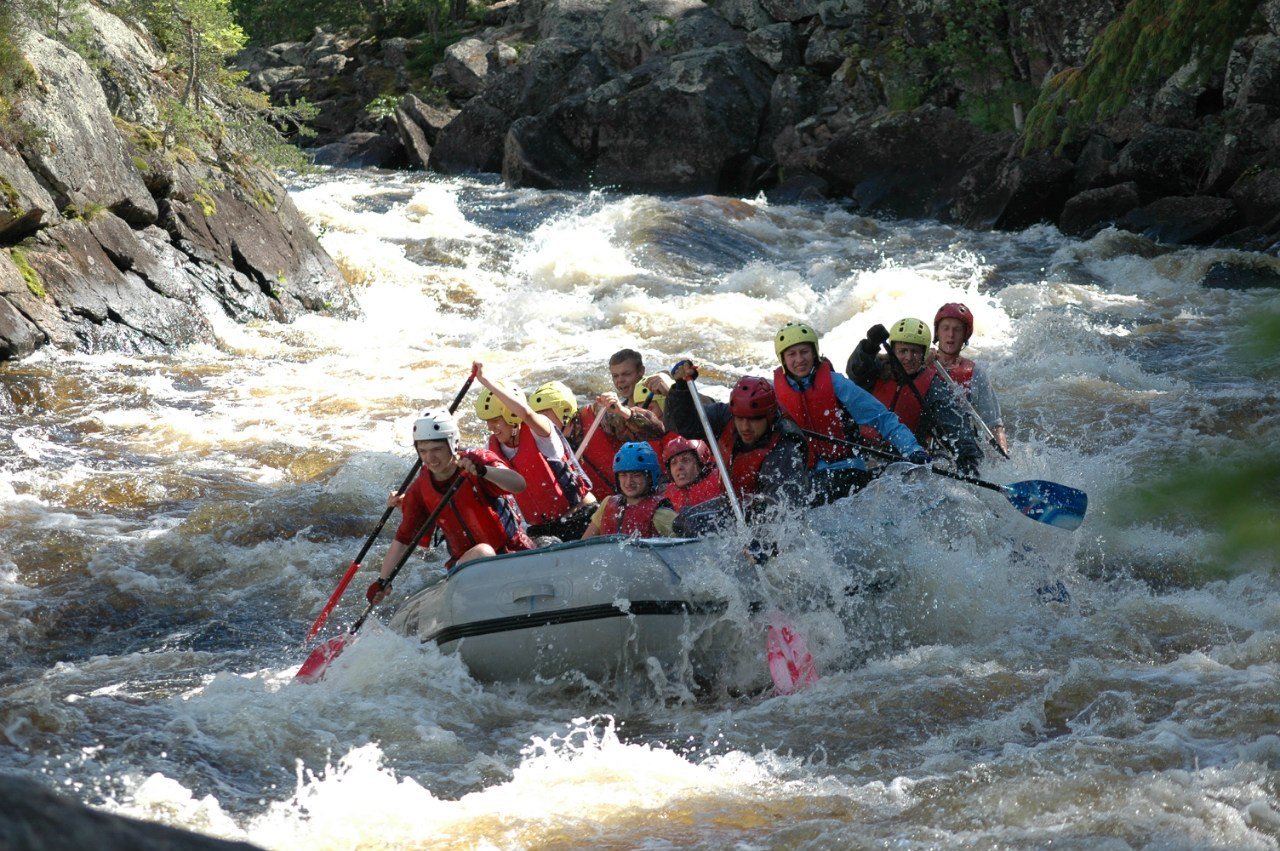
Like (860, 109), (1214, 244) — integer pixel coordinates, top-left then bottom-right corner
(766, 617), (818, 695)
(295, 634), (353, 683)
(305, 561), (362, 643)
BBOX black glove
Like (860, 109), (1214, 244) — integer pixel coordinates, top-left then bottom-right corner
(867, 324), (890, 347)
(366, 577), (389, 604)
(906, 450), (930, 465)
(957, 459), (980, 479)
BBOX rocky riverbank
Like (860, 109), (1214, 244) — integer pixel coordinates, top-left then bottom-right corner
(240, 0), (1280, 261)
(0, 5), (353, 363)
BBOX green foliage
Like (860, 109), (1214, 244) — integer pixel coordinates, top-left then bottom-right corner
(9, 248), (46, 299)
(1022, 0), (1265, 155)
(366, 93), (402, 121)
(1128, 304), (1280, 572)
(0, 5), (39, 148)
(64, 200), (107, 221)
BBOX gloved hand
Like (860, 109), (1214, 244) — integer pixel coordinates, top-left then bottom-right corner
(366, 577), (389, 604)
(670, 360), (699, 382)
(906, 450), (930, 465)
(957, 459), (981, 479)
(866, 324), (890, 347)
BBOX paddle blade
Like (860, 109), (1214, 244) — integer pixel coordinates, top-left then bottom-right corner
(766, 615), (818, 695)
(1002, 479), (1088, 531)
(295, 634), (353, 683)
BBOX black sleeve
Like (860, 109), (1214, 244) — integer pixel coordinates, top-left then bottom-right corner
(748, 425), (810, 520)
(665, 379), (731, 442)
(925, 376), (982, 471)
(845, 340), (881, 390)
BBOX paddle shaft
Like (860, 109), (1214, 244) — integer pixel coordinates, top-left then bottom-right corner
(574, 403), (605, 461)
(931, 358), (1011, 459)
(687, 377), (746, 526)
(304, 370), (477, 641)
(795, 425), (1006, 491)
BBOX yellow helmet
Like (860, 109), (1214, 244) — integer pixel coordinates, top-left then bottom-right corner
(529, 380), (577, 422)
(888, 317), (931, 349)
(633, 375), (666, 411)
(774, 321), (820, 360)
(474, 386), (524, 425)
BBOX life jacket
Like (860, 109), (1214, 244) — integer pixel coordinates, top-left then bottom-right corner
(773, 359), (856, 466)
(938, 356), (975, 392)
(663, 468), (725, 513)
(400, 449), (532, 566)
(717, 421), (782, 500)
(599, 494), (669, 536)
(861, 365), (937, 442)
(488, 431), (591, 525)
(576, 407), (622, 499)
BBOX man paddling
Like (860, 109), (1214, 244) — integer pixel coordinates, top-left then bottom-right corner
(367, 409), (532, 604)
(473, 363), (597, 542)
(928, 302), (1010, 456)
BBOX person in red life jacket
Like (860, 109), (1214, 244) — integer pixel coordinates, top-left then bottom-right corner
(632, 376), (679, 456)
(367, 409), (532, 604)
(928, 302), (1009, 456)
(472, 363), (597, 542)
(580, 442), (677, 539)
(845, 317), (983, 477)
(562, 349), (667, 499)
(772, 321), (927, 503)
(661, 436), (724, 513)
(664, 365), (809, 519)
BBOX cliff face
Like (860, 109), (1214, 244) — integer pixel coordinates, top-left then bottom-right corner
(0, 5), (354, 363)
(244, 0), (1280, 258)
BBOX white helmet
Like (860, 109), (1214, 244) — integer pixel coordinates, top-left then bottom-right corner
(412, 408), (458, 450)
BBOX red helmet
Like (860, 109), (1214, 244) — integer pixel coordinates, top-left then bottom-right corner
(662, 436), (712, 470)
(729, 377), (777, 418)
(934, 302), (974, 343)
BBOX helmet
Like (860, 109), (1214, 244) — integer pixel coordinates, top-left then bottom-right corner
(728, 376), (777, 418)
(662, 436), (711, 470)
(613, 441), (662, 490)
(530, 380), (577, 423)
(774, 321), (820, 360)
(632, 375), (665, 411)
(412, 408), (459, 450)
(933, 302), (974, 343)
(888, 317), (931, 349)
(474, 386), (524, 425)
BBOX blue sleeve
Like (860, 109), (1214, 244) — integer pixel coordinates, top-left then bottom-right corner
(830, 372), (923, 456)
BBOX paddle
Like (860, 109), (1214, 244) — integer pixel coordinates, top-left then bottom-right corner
(296, 474), (467, 683)
(574, 402), (605, 461)
(682, 366), (816, 694)
(931, 358), (1012, 459)
(796, 427), (1088, 531)
(303, 367), (477, 643)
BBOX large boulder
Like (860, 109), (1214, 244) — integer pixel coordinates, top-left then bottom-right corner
(0, 145), (58, 239)
(503, 43), (774, 194)
(1117, 195), (1240, 245)
(1110, 126), (1210, 197)
(14, 32), (157, 225)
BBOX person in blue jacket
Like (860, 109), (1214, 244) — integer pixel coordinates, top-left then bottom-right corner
(772, 321), (928, 503)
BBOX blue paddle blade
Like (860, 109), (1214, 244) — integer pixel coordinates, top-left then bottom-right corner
(1001, 479), (1088, 531)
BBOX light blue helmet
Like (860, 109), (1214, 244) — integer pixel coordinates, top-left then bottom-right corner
(613, 441), (662, 490)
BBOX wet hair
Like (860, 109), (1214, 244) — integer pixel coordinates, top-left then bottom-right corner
(609, 348), (644, 372)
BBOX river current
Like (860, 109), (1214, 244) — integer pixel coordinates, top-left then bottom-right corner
(1, 169), (1278, 849)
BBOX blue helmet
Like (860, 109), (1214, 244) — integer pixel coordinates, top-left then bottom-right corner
(613, 441), (661, 491)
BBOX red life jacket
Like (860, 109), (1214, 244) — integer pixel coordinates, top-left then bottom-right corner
(599, 494), (668, 536)
(862, 366), (937, 441)
(488, 432), (591, 525)
(576, 407), (622, 499)
(395, 449), (532, 565)
(939, 356), (975, 391)
(773, 359), (855, 466)
(717, 421), (782, 500)
(663, 469), (725, 513)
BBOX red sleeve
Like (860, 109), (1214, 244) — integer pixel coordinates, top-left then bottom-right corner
(393, 474), (430, 546)
(461, 447), (518, 496)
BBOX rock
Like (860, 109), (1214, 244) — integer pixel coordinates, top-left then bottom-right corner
(1058, 182), (1141, 236)
(0, 253), (46, 359)
(0, 145), (58, 239)
(1265, 0), (1280, 34)
(713, 0), (773, 30)
(1072, 131), (1119, 191)
(601, 0), (710, 70)
(432, 97), (519, 174)
(1150, 60), (1217, 129)
(0, 771), (264, 850)
(963, 151), (1075, 231)
(1117, 195), (1240, 244)
(816, 0), (866, 28)
(759, 0), (820, 22)
(1230, 35), (1280, 109)
(803, 25), (850, 74)
(14, 32), (157, 225)
(746, 23), (801, 71)
(80, 3), (164, 126)
(1111, 126), (1209, 197)
(1229, 167), (1280, 227)
(761, 68), (824, 149)
(311, 132), (403, 168)
(1201, 258), (1280, 289)
(503, 43), (773, 194)
(442, 38), (498, 98)
(393, 96), (458, 169)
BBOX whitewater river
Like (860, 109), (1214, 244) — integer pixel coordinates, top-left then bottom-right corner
(2, 169), (1278, 848)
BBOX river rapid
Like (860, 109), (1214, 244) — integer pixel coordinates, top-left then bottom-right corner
(1, 169), (1278, 849)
